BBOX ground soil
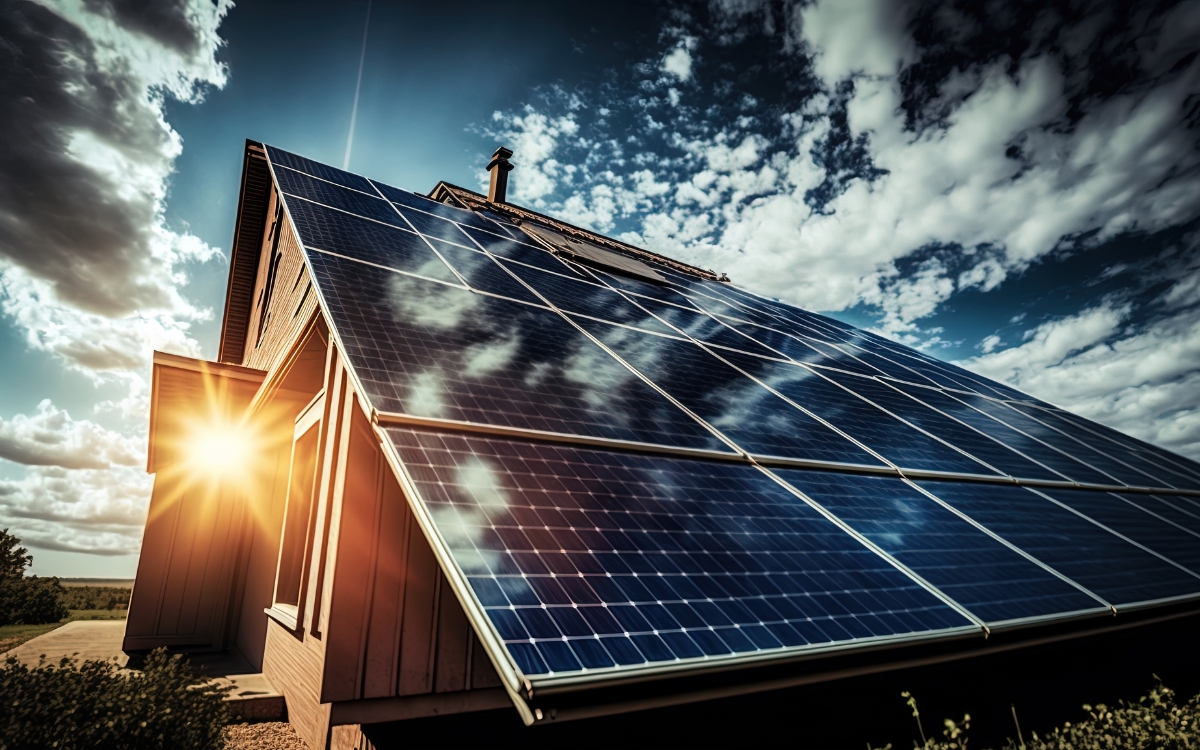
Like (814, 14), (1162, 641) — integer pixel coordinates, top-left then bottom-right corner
(224, 722), (309, 750)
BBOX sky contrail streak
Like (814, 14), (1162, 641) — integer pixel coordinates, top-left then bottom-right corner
(343, 0), (372, 170)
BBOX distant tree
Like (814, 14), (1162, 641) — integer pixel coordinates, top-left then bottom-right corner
(0, 529), (68, 626)
(0, 528), (32, 579)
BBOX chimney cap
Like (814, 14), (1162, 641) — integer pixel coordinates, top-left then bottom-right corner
(488, 147), (514, 172)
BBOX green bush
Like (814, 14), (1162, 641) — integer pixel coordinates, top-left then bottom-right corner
(59, 586), (131, 611)
(0, 648), (233, 750)
(0, 530), (68, 626)
(875, 680), (1200, 750)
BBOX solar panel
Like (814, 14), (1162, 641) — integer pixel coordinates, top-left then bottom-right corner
(262, 143), (1200, 696)
(386, 427), (974, 678)
(943, 392), (1126, 486)
(305, 251), (728, 451)
(284, 199), (459, 284)
(716, 351), (999, 476)
(916, 482), (1200, 606)
(273, 165), (409, 229)
(574, 319), (888, 467)
(265, 145), (375, 193)
(1036, 489), (1200, 577)
(715, 319), (882, 376)
(820, 371), (1064, 481)
(500, 261), (678, 335)
(885, 381), (1114, 485)
(467, 230), (592, 279)
(521, 224), (667, 284)
(771, 470), (1105, 624)
(1003, 403), (1171, 484)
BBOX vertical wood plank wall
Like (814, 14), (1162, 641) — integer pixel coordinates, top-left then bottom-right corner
(319, 388), (502, 705)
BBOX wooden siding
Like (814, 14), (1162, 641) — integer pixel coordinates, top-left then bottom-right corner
(126, 355), (265, 652)
(243, 203), (319, 373)
(218, 142), (272, 364)
(319, 382), (504, 709)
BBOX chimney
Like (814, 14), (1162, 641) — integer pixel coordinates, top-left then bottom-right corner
(487, 147), (514, 203)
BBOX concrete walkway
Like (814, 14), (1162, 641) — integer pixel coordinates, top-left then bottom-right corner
(10, 621), (284, 720)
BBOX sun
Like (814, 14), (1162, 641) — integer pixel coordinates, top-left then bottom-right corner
(184, 418), (257, 480)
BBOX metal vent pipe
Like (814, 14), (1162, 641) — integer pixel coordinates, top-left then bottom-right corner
(487, 147), (514, 203)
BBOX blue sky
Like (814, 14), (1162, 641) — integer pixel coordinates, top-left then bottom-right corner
(2, 0), (1199, 576)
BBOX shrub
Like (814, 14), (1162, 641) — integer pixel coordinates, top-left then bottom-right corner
(0, 576), (68, 626)
(0, 530), (68, 626)
(0, 648), (233, 750)
(875, 680), (1200, 750)
(59, 586), (131, 611)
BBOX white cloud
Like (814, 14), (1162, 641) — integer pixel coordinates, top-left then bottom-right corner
(0, 464), (152, 555)
(798, 0), (916, 86)
(0, 0), (231, 557)
(0, 399), (143, 470)
(960, 295), (1200, 460)
(661, 37), (697, 81)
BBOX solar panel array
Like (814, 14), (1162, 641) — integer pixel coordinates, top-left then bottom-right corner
(263, 145), (1200, 684)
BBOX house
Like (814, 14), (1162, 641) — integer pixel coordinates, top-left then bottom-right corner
(124, 140), (1200, 749)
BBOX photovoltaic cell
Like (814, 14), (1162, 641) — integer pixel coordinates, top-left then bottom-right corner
(459, 228), (590, 278)
(1037, 489), (1200, 577)
(772, 470), (1103, 623)
(951, 394), (1134, 486)
(502, 262), (678, 335)
(306, 251), (727, 451)
(1039, 411), (1200, 490)
(822, 372), (1063, 481)
(370, 180), (502, 233)
(283, 200), (459, 284)
(387, 427), (973, 677)
(421, 240), (541, 304)
(717, 351), (997, 476)
(575, 319), (888, 467)
(715, 320), (880, 377)
(274, 167), (409, 229)
(879, 383), (1066, 482)
(265, 145), (375, 193)
(634, 299), (783, 358)
(916, 482), (1200, 606)
(1143, 496), (1200, 536)
(881, 381), (1104, 485)
(1006, 404), (1176, 488)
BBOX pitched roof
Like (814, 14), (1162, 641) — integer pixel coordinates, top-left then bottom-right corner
(250, 141), (1200, 718)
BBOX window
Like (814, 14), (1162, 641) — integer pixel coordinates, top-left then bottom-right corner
(274, 423), (319, 610)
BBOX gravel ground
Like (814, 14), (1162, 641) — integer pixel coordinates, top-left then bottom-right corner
(224, 722), (309, 750)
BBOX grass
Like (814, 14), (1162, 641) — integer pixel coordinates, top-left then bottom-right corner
(0, 609), (128, 653)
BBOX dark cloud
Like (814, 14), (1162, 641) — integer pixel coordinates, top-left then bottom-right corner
(0, 0), (224, 316)
(83, 0), (203, 55)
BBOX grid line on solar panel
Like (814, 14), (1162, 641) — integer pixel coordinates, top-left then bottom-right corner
(265, 145), (376, 193)
(940, 392), (1125, 486)
(1033, 489), (1200, 579)
(307, 251), (731, 451)
(274, 167), (412, 229)
(1022, 405), (1200, 489)
(1145, 496), (1200, 533)
(885, 382), (1113, 485)
(422, 240), (542, 304)
(823, 371), (1070, 482)
(915, 481), (1200, 607)
(1040, 411), (1200, 490)
(714, 350), (999, 477)
(875, 381), (1069, 483)
(369, 179), (507, 234)
(1004, 404), (1170, 488)
(573, 318), (890, 469)
(1110, 494), (1200, 550)
(500, 262), (682, 336)
(284, 200), (462, 285)
(385, 427), (975, 678)
(715, 318), (879, 376)
(770, 470), (1107, 624)
(273, 162), (388, 200)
